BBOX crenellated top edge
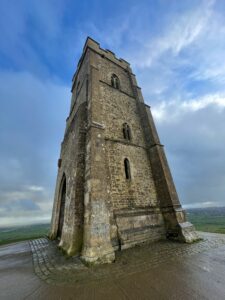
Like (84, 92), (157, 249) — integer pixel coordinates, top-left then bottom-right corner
(72, 36), (132, 87)
(83, 37), (130, 67)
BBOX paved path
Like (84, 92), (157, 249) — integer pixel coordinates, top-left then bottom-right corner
(1, 232), (225, 299)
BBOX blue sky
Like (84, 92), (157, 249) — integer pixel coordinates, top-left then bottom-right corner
(0, 0), (225, 226)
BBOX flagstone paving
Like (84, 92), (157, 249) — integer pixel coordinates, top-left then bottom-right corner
(29, 232), (225, 286)
(1, 232), (225, 299)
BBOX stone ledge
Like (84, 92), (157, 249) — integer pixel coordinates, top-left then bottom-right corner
(99, 80), (135, 99)
(114, 207), (162, 217)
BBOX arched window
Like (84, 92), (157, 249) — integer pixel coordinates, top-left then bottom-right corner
(111, 74), (120, 89)
(124, 158), (131, 180)
(123, 123), (131, 141)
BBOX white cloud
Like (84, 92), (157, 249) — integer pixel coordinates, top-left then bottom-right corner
(26, 185), (44, 192)
(0, 186), (53, 227)
(130, 0), (215, 69)
(152, 93), (225, 123)
(0, 216), (50, 228)
(183, 201), (220, 209)
(152, 93), (225, 208)
(181, 94), (225, 111)
(0, 70), (69, 226)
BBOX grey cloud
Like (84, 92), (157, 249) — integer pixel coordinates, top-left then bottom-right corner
(154, 105), (225, 207)
(0, 199), (41, 215)
(0, 71), (70, 225)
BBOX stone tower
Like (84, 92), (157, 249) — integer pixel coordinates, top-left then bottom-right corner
(50, 37), (198, 264)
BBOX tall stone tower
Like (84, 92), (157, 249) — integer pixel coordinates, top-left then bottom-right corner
(50, 37), (198, 264)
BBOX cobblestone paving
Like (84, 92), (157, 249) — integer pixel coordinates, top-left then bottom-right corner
(29, 232), (225, 286)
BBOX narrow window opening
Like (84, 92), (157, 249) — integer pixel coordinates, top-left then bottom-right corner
(111, 74), (120, 89)
(76, 81), (80, 98)
(127, 126), (131, 140)
(86, 79), (88, 101)
(123, 125), (127, 139)
(115, 77), (119, 89)
(123, 123), (131, 141)
(124, 158), (131, 180)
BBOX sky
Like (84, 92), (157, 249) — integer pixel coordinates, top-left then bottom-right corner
(0, 0), (225, 227)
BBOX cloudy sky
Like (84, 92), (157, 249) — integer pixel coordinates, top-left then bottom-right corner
(0, 0), (225, 227)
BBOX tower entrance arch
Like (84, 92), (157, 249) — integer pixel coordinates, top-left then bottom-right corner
(57, 175), (66, 238)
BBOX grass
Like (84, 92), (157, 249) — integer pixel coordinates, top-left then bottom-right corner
(0, 223), (50, 246)
(187, 215), (225, 234)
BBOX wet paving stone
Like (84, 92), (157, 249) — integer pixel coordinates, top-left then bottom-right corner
(29, 232), (225, 286)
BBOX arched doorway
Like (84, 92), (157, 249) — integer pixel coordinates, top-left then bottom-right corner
(57, 175), (66, 238)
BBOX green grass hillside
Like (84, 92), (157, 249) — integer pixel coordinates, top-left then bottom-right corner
(0, 223), (50, 246)
(187, 207), (225, 234)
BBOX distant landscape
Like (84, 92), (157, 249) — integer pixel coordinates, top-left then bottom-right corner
(0, 207), (225, 246)
(186, 206), (225, 234)
(0, 223), (50, 246)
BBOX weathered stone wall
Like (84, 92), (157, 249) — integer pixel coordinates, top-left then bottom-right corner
(95, 55), (159, 209)
(50, 37), (198, 263)
(95, 50), (166, 249)
(81, 56), (115, 264)
(58, 103), (86, 255)
(106, 142), (158, 209)
(102, 87), (145, 145)
(49, 104), (86, 255)
(98, 57), (133, 97)
(49, 53), (89, 256)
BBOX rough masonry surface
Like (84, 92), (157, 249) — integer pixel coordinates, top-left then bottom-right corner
(50, 37), (198, 264)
